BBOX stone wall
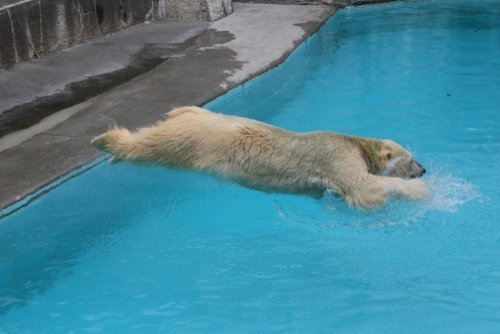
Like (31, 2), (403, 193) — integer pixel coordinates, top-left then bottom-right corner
(233, 0), (396, 7)
(0, 0), (233, 69)
(166, 0), (232, 21)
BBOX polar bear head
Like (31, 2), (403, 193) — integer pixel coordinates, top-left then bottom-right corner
(379, 139), (426, 179)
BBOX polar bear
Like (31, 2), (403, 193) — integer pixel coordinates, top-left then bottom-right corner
(92, 106), (429, 209)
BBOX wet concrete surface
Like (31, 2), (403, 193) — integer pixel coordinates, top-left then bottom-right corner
(0, 3), (335, 212)
(0, 20), (210, 136)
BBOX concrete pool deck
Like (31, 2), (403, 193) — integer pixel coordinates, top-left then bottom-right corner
(0, 3), (336, 212)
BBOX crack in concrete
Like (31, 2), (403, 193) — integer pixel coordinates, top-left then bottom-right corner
(6, 9), (20, 63)
(37, 0), (43, 51)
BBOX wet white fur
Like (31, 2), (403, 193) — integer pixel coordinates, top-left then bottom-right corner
(92, 106), (429, 209)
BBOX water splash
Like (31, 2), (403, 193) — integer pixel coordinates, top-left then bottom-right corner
(273, 171), (483, 230)
(424, 172), (483, 213)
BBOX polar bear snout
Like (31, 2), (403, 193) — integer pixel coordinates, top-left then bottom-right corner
(381, 154), (426, 179)
(402, 158), (426, 179)
(410, 161), (426, 179)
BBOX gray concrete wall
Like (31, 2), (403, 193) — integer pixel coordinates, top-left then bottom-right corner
(0, 0), (233, 69)
(166, 0), (233, 21)
(233, 0), (396, 7)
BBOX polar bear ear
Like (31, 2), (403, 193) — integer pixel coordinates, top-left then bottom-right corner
(381, 139), (407, 159)
(379, 147), (393, 162)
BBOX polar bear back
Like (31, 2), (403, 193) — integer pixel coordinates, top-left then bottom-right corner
(133, 106), (360, 195)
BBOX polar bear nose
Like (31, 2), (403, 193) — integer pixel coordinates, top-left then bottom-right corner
(411, 161), (426, 178)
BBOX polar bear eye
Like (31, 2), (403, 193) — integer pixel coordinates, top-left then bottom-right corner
(386, 153), (392, 160)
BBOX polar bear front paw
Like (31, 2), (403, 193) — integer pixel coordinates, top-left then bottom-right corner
(384, 177), (430, 201)
(406, 178), (430, 200)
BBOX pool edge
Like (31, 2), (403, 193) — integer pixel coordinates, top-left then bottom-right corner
(0, 3), (337, 213)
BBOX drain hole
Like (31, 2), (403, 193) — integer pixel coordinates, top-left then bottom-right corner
(96, 5), (104, 26)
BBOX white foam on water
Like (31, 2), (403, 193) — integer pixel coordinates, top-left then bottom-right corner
(423, 172), (483, 213)
(273, 170), (485, 230)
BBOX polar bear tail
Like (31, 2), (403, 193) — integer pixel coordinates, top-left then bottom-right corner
(91, 128), (134, 162)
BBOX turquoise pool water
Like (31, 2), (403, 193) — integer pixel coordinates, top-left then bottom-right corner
(1, 1), (500, 332)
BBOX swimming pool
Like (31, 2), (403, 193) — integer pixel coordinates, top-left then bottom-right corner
(1, 0), (500, 332)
